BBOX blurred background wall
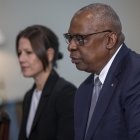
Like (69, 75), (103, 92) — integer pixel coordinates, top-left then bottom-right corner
(0, 0), (140, 102)
(0, 0), (140, 139)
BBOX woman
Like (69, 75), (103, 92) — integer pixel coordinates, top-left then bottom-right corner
(16, 25), (77, 140)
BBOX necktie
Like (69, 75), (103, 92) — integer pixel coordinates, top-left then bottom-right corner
(85, 76), (102, 136)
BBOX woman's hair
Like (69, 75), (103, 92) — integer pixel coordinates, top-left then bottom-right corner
(16, 25), (63, 70)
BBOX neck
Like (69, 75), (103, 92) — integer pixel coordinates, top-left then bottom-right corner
(34, 66), (52, 91)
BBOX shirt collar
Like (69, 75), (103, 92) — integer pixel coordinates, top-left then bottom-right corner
(94, 44), (123, 85)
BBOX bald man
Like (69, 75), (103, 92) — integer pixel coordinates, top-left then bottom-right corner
(64, 3), (140, 140)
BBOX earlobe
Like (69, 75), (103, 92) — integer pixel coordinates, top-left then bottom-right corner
(46, 48), (54, 62)
(106, 32), (118, 50)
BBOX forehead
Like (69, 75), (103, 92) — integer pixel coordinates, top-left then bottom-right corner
(18, 37), (32, 50)
(69, 11), (97, 34)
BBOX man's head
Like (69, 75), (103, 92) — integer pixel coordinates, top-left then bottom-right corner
(64, 3), (125, 74)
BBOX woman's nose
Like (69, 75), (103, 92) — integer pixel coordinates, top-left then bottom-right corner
(18, 53), (26, 62)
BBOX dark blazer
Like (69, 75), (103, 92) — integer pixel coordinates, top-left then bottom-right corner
(19, 70), (77, 140)
(74, 43), (140, 140)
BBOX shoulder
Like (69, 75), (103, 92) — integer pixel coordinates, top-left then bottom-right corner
(52, 77), (76, 110)
(120, 44), (140, 67)
(122, 48), (140, 74)
(51, 69), (77, 91)
(55, 76), (77, 93)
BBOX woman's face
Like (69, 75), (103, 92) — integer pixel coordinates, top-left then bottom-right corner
(17, 37), (44, 78)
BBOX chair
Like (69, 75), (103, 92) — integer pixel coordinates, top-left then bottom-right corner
(0, 109), (10, 140)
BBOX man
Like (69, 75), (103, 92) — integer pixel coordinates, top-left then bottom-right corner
(63, 3), (140, 140)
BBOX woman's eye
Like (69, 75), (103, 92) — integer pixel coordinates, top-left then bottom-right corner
(26, 51), (33, 55)
(17, 51), (21, 56)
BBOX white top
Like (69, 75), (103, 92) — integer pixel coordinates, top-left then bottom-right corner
(26, 89), (42, 138)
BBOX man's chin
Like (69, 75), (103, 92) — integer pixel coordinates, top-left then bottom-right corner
(75, 64), (91, 73)
(75, 64), (85, 71)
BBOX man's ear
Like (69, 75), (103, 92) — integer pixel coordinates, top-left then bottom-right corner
(46, 48), (55, 62)
(106, 32), (118, 50)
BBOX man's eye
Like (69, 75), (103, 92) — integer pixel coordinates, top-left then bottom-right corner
(76, 35), (83, 42)
(65, 35), (72, 42)
(68, 36), (73, 42)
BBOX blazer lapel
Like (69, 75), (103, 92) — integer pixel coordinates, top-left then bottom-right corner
(30, 70), (59, 135)
(21, 87), (34, 138)
(85, 44), (130, 140)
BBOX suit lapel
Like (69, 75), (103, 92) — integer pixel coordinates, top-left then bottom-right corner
(75, 74), (94, 140)
(85, 44), (130, 140)
(86, 74), (119, 140)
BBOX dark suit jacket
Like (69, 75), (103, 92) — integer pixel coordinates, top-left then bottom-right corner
(74, 43), (140, 140)
(18, 70), (77, 140)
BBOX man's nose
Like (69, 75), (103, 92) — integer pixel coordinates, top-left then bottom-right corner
(67, 39), (78, 51)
